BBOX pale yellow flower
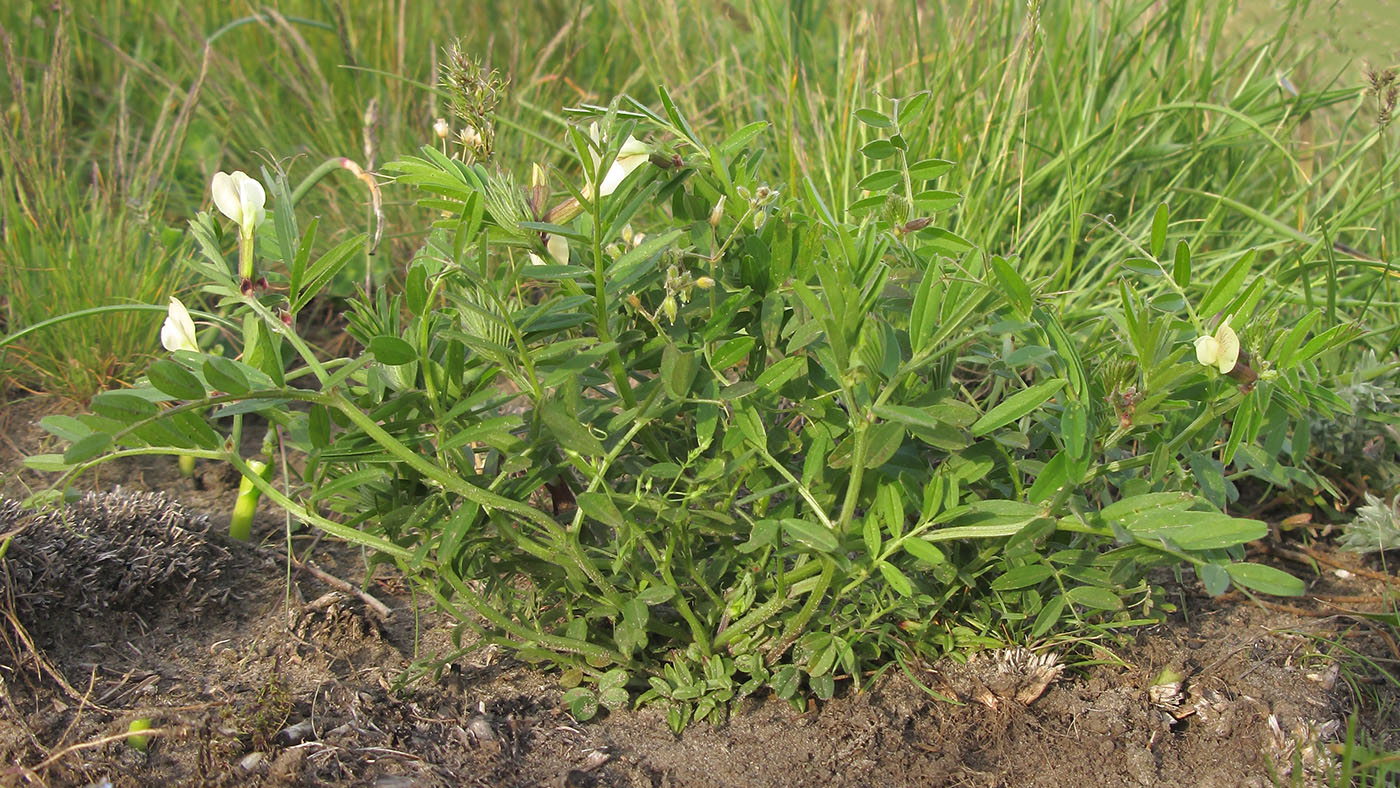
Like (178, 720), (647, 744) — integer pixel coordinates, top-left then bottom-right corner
(588, 123), (650, 198)
(528, 233), (569, 266)
(1193, 316), (1240, 374)
(210, 171), (267, 236)
(160, 296), (199, 353)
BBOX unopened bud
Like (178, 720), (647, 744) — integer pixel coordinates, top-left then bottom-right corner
(280, 310), (293, 327)
(694, 276), (715, 289)
(709, 196), (726, 228)
(433, 118), (450, 139)
(530, 163), (549, 216)
(544, 197), (583, 225)
(901, 217), (932, 234)
(1227, 351), (1259, 390)
(621, 224), (635, 246)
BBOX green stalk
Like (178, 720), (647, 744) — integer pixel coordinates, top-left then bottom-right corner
(229, 459), (269, 541)
(289, 157), (360, 206)
(0, 304), (236, 352)
(318, 390), (626, 610)
(435, 571), (624, 665)
(765, 558), (835, 665)
(229, 433), (276, 541)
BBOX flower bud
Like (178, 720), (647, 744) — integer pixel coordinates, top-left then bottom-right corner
(649, 151), (681, 169)
(434, 118), (450, 139)
(709, 196), (726, 228)
(529, 163), (549, 217)
(694, 276), (715, 289)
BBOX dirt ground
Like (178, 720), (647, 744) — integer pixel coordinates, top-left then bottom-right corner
(1, 395), (1397, 787)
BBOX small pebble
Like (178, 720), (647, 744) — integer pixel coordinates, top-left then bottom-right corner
(465, 713), (497, 743)
(276, 719), (315, 745)
(239, 752), (266, 771)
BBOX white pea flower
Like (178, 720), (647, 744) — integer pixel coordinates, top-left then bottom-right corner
(433, 118), (450, 139)
(528, 233), (569, 266)
(588, 122), (650, 198)
(210, 171), (267, 235)
(1193, 315), (1240, 374)
(160, 296), (199, 353)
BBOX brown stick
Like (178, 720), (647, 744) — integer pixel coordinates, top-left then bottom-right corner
(1255, 542), (1400, 586)
(246, 542), (393, 619)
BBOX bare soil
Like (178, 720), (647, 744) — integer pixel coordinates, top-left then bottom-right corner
(1, 394), (1397, 787)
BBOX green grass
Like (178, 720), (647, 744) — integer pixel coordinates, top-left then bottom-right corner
(5, 0), (1397, 400)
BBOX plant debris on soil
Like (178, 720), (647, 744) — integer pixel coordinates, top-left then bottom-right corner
(1, 395), (1397, 787)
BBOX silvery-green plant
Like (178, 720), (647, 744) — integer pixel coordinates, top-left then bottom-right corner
(1337, 494), (1400, 555)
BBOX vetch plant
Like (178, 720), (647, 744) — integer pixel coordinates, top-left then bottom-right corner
(26, 90), (1354, 730)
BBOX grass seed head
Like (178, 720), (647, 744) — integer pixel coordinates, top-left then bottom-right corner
(439, 41), (506, 162)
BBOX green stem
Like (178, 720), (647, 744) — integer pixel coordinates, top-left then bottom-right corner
(290, 157), (358, 206)
(766, 558), (835, 664)
(224, 453), (413, 560)
(318, 390), (625, 609)
(836, 419), (869, 535)
(229, 457), (272, 541)
(436, 571), (624, 665)
(652, 535), (711, 656)
(417, 275), (448, 408)
(0, 304), (236, 352)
